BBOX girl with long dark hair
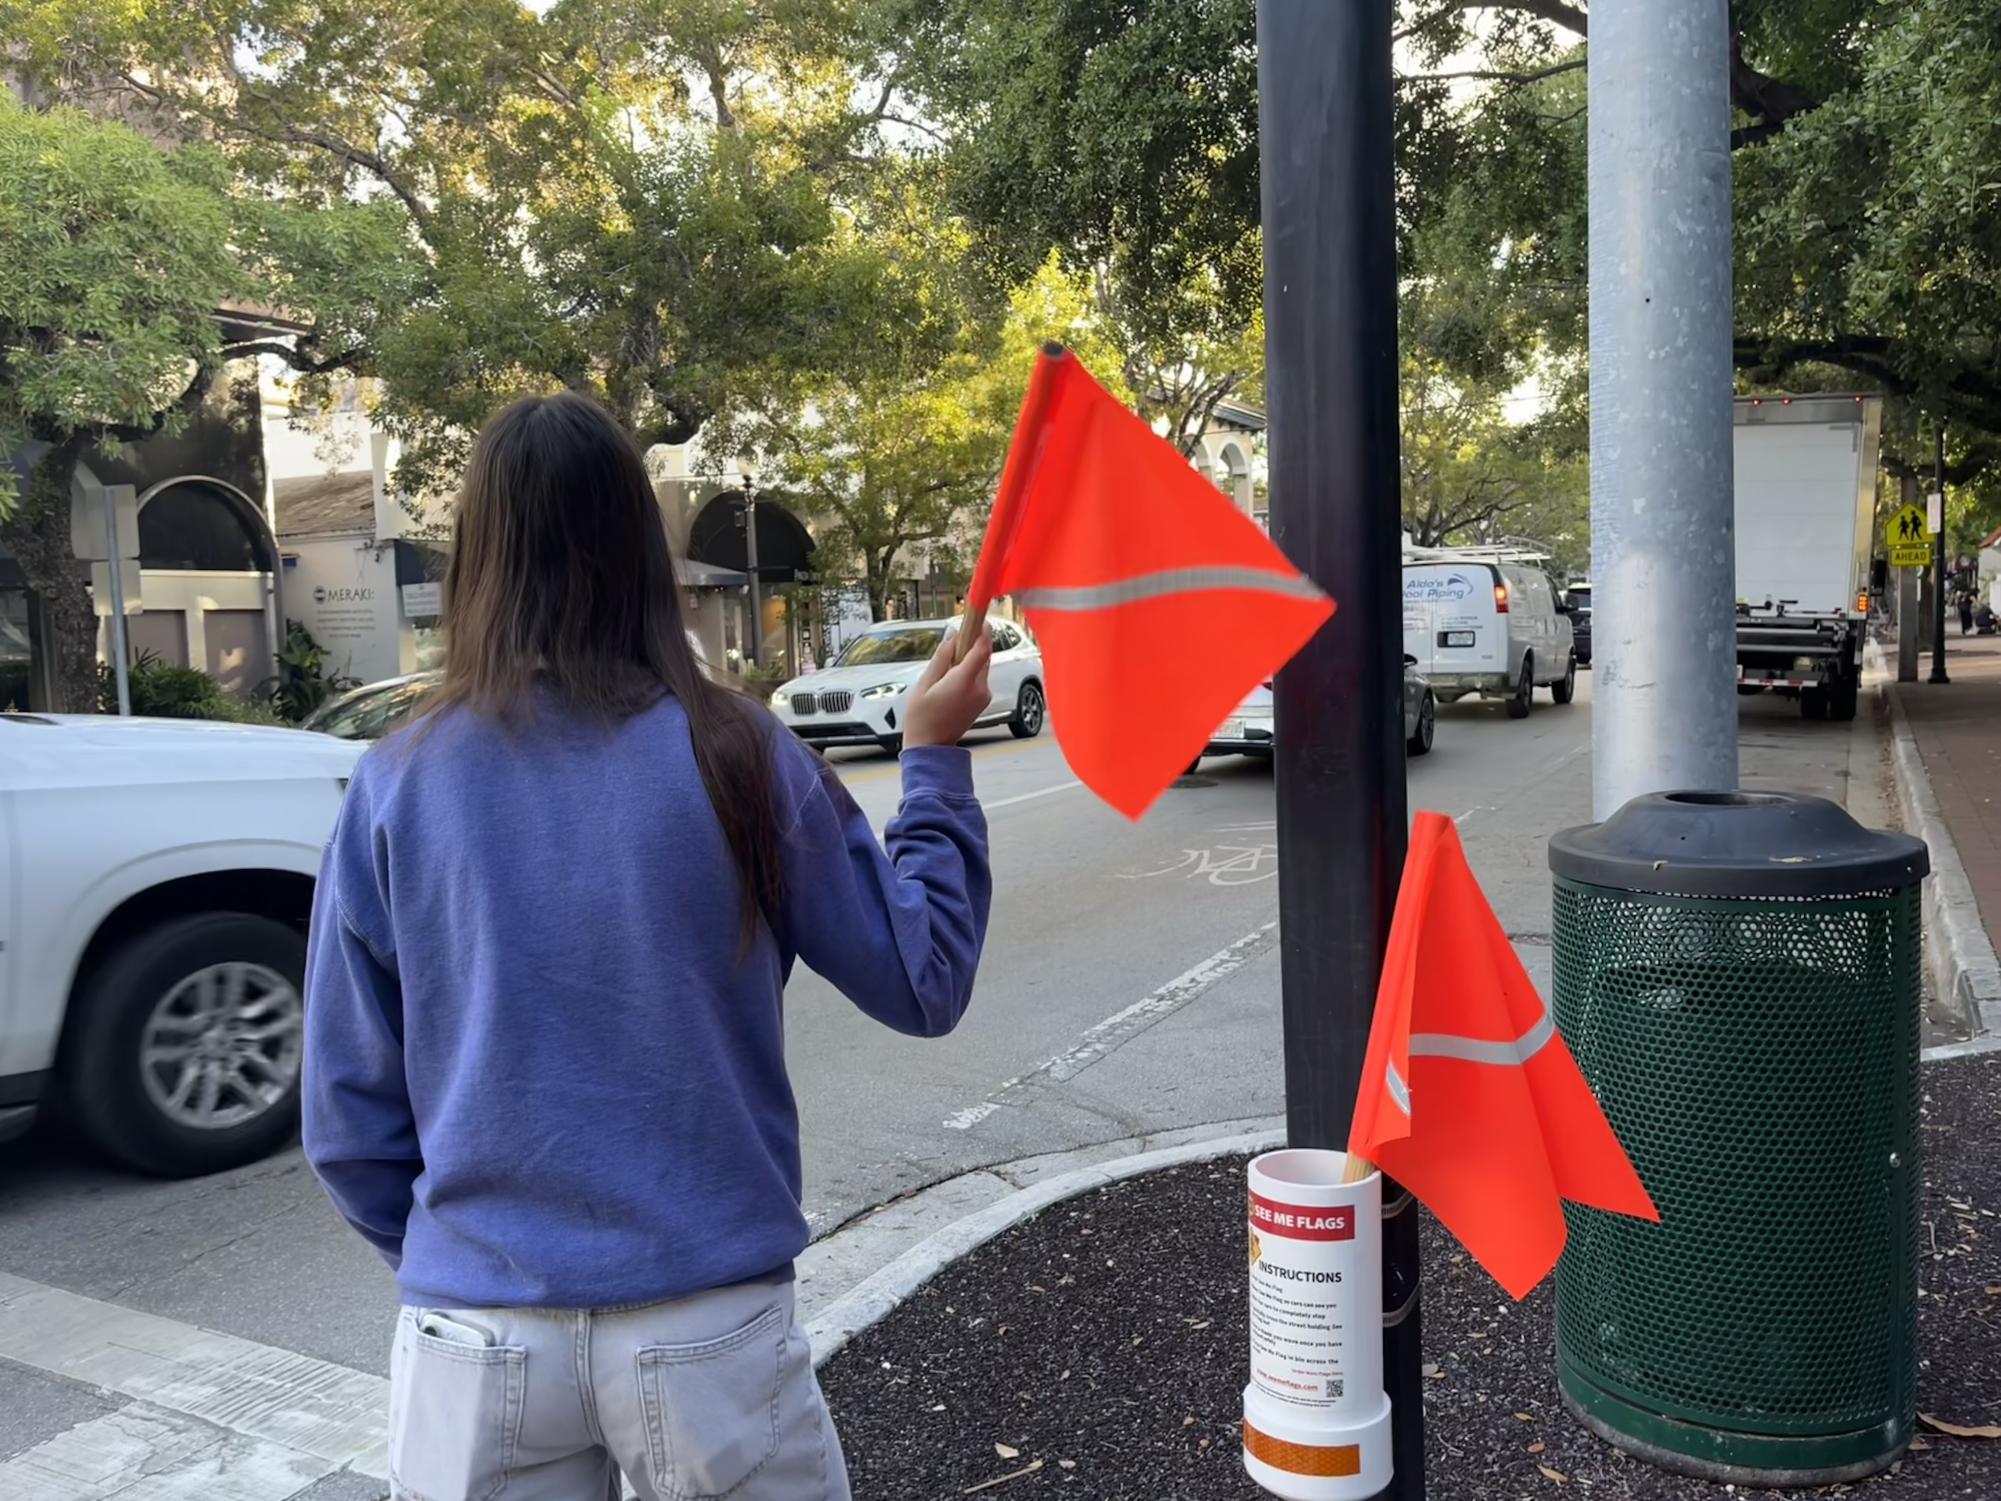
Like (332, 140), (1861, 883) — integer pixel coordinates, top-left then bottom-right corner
(303, 392), (994, 1500)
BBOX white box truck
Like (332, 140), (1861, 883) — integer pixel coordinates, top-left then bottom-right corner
(1733, 395), (1882, 721)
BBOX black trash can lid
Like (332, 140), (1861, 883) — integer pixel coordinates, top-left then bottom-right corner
(1549, 790), (1929, 898)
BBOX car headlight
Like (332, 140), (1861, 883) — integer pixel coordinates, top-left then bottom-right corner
(860, 682), (908, 700)
(771, 692), (790, 709)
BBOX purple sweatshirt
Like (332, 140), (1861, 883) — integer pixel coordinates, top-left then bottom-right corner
(301, 697), (989, 1309)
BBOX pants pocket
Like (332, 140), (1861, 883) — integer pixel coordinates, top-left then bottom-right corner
(389, 1309), (527, 1501)
(637, 1303), (785, 1500)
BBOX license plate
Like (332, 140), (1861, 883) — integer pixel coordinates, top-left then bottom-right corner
(1441, 630), (1475, 648)
(1220, 719), (1246, 739)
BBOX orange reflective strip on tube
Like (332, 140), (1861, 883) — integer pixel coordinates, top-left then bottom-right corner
(1243, 1422), (1362, 1478)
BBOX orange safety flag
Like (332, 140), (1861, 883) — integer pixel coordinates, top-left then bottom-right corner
(964, 346), (1333, 819)
(1349, 812), (1659, 1300)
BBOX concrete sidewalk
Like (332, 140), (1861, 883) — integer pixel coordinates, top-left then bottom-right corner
(1898, 633), (2001, 920)
(1890, 631), (2001, 1044)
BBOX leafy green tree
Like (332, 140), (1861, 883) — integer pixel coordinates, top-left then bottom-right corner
(892, 0), (1264, 453)
(903, 0), (2001, 507)
(7, 0), (930, 498)
(719, 234), (1127, 620)
(0, 93), (409, 710)
(1402, 355), (1586, 556)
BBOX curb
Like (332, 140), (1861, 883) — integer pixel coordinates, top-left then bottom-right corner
(805, 1125), (1282, 1368)
(1885, 685), (2001, 1056)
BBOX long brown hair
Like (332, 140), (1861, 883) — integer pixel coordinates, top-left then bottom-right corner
(426, 391), (783, 947)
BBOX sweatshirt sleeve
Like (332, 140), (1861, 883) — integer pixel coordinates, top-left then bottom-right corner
(776, 743), (992, 1036)
(301, 766), (421, 1269)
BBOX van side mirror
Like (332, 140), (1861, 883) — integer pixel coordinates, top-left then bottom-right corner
(1402, 653), (1418, 668)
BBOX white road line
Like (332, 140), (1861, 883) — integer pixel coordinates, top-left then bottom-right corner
(0, 1272), (389, 1482)
(942, 922), (1279, 1129)
(0, 1403), (329, 1501)
(982, 778), (1084, 812)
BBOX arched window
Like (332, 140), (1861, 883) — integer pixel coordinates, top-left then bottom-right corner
(137, 482), (267, 572)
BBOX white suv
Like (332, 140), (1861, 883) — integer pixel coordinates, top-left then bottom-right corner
(0, 714), (362, 1175)
(770, 617), (1046, 756)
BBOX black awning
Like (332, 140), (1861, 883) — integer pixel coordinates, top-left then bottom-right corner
(687, 489), (817, 582)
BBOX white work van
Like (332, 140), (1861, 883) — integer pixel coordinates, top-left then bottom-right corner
(1402, 553), (1577, 718)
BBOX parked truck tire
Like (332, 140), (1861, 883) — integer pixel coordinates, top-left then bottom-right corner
(1801, 686), (1830, 721)
(1551, 653), (1577, 705)
(1828, 667), (1860, 722)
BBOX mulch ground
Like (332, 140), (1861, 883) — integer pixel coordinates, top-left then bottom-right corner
(820, 1053), (2001, 1500)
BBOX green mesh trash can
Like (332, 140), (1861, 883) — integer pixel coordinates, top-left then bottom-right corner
(1547, 791), (1928, 1487)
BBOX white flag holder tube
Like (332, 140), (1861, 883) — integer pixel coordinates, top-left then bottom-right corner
(1244, 1149), (1393, 1499)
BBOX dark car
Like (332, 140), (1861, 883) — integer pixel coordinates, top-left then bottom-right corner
(1564, 581), (1593, 667)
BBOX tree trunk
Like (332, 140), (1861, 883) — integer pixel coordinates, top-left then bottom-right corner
(864, 554), (892, 621)
(0, 437), (98, 712)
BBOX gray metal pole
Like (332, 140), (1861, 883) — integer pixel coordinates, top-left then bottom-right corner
(101, 483), (133, 717)
(1898, 564), (1919, 682)
(1588, 0), (1740, 818)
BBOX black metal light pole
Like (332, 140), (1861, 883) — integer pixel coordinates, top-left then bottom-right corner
(1257, 4), (1422, 1497)
(1930, 423), (1950, 684)
(737, 459), (762, 667)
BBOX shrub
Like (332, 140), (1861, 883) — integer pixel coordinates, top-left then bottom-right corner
(98, 652), (284, 725)
(262, 620), (358, 722)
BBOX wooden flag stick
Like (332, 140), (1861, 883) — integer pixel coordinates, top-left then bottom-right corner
(1343, 1149), (1376, 1184)
(954, 601), (989, 663)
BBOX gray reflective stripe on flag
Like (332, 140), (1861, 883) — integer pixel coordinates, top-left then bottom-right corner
(1409, 1007), (1557, 1067)
(1013, 566), (1328, 612)
(1385, 1059), (1412, 1116)
(1378, 1004), (1555, 1119)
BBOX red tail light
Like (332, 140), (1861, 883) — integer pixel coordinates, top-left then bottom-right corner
(1493, 582), (1510, 613)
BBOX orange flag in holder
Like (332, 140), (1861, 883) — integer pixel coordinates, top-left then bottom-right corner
(1349, 812), (1660, 1300)
(964, 346), (1333, 819)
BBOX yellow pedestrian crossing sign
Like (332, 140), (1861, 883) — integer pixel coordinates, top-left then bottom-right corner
(1886, 503), (1933, 568)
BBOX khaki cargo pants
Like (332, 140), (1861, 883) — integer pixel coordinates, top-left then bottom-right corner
(387, 1279), (851, 1501)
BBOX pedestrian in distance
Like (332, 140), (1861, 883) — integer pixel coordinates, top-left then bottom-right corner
(1960, 588), (1974, 636)
(302, 391), (996, 1501)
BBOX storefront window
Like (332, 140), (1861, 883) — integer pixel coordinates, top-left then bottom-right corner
(0, 590), (32, 711)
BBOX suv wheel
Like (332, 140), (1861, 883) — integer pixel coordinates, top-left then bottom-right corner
(1009, 681), (1046, 739)
(1506, 656), (1535, 719)
(61, 914), (307, 1177)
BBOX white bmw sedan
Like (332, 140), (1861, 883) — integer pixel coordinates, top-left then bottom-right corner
(770, 616), (1046, 756)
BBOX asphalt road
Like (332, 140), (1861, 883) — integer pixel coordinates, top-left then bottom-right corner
(0, 676), (1896, 1480)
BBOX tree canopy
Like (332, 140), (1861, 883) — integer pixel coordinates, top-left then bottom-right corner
(4, 0), (930, 496)
(714, 172), (1129, 619)
(0, 89), (412, 708)
(897, 0), (2001, 523)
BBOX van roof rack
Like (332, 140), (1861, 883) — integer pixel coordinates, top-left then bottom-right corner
(1404, 540), (1555, 566)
